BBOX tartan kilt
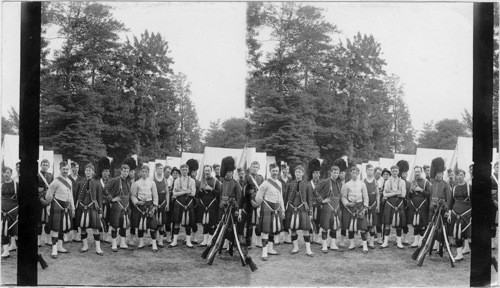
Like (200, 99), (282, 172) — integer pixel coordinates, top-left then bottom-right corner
(312, 204), (322, 228)
(377, 198), (385, 227)
(131, 201), (157, 231)
(102, 202), (111, 224)
(1, 198), (18, 237)
(156, 193), (169, 227)
(109, 196), (130, 229)
(167, 199), (174, 225)
(260, 200), (282, 234)
(194, 198), (204, 224)
(285, 203), (311, 231)
(449, 201), (471, 239)
(383, 197), (406, 228)
(48, 199), (72, 233)
(406, 197), (429, 228)
(76, 201), (101, 229)
(198, 197), (219, 227)
(173, 196), (195, 227)
(342, 202), (367, 232)
(320, 199), (341, 231)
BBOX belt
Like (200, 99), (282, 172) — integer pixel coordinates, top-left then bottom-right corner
(263, 200), (281, 233)
(288, 203), (303, 230)
(386, 199), (404, 227)
(53, 199), (72, 232)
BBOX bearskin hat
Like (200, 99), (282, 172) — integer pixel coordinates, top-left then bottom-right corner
(186, 158), (199, 175)
(333, 158), (348, 173)
(307, 158), (321, 180)
(430, 157), (445, 179)
(396, 160), (409, 178)
(97, 157), (111, 177)
(123, 157), (137, 171)
(220, 156), (236, 177)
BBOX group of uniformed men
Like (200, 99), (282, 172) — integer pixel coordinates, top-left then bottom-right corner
(1, 154), (496, 265)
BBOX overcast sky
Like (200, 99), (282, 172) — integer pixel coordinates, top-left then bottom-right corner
(2, 2), (472, 135)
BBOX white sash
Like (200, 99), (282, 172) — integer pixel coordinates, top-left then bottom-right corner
(38, 171), (50, 188)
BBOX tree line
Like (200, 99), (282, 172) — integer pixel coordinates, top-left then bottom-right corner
(39, 2), (202, 168)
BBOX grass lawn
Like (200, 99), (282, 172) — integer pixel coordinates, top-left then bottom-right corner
(1, 230), (475, 286)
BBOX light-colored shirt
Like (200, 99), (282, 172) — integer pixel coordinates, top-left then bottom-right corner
(383, 177), (407, 198)
(131, 177), (158, 206)
(341, 179), (369, 206)
(46, 176), (75, 211)
(173, 176), (196, 197)
(256, 178), (285, 212)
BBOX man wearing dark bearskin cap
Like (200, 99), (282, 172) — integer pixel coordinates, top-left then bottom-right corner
(284, 165), (314, 257)
(218, 156), (243, 251)
(97, 157), (112, 244)
(396, 160), (412, 245)
(308, 158), (324, 245)
(187, 159), (201, 245)
(243, 161), (265, 249)
(104, 160), (132, 251)
(171, 164), (197, 248)
(315, 163), (343, 252)
(407, 165), (431, 248)
(380, 164), (407, 249)
(429, 157), (452, 251)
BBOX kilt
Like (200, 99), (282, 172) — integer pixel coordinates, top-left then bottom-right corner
(377, 198), (385, 227)
(320, 198), (341, 231)
(156, 193), (169, 227)
(366, 201), (378, 227)
(198, 197), (219, 227)
(194, 198), (204, 224)
(312, 204), (322, 229)
(449, 200), (471, 239)
(406, 197), (429, 228)
(76, 201), (100, 230)
(131, 201), (157, 231)
(285, 202), (311, 231)
(342, 202), (367, 232)
(109, 196), (130, 229)
(260, 200), (282, 234)
(173, 195), (195, 227)
(167, 197), (174, 225)
(48, 199), (72, 233)
(1, 198), (18, 237)
(383, 197), (406, 228)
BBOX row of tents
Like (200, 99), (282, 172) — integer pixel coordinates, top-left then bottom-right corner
(1, 135), (497, 181)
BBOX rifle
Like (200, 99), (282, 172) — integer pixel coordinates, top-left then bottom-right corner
(416, 205), (442, 266)
(440, 218), (455, 267)
(201, 210), (227, 259)
(231, 213), (258, 271)
(207, 205), (232, 265)
(411, 204), (439, 260)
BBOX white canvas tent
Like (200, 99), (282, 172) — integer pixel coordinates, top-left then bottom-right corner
(2, 134), (19, 177)
(379, 158), (393, 170)
(368, 161), (380, 168)
(166, 156), (181, 170)
(410, 148), (454, 181)
(449, 137), (473, 180)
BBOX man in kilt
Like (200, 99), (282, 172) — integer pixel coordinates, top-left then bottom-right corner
(308, 159), (323, 245)
(170, 164), (196, 248)
(447, 169), (471, 261)
(341, 166), (370, 253)
(363, 164), (379, 249)
(376, 168), (391, 244)
(37, 159), (53, 247)
(284, 165), (314, 257)
(428, 157), (452, 251)
(167, 167), (180, 243)
(187, 159), (201, 245)
(407, 166), (431, 248)
(69, 161), (83, 243)
(198, 164), (221, 246)
(96, 157), (112, 244)
(317, 165), (342, 252)
(75, 164), (104, 255)
(396, 160), (412, 245)
(124, 157), (138, 246)
(278, 163), (292, 245)
(153, 162), (169, 248)
(243, 161), (265, 249)
(380, 165), (406, 250)
(1, 167), (19, 258)
(131, 164), (159, 252)
(105, 163), (132, 252)
(219, 157), (243, 251)
(45, 161), (75, 259)
(255, 163), (284, 261)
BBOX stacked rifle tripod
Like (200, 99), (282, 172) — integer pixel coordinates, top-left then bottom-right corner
(201, 201), (257, 272)
(411, 203), (455, 267)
